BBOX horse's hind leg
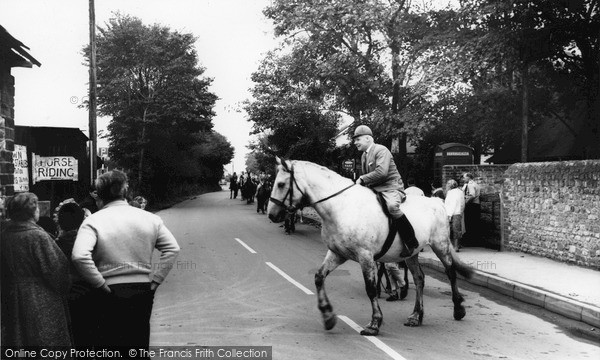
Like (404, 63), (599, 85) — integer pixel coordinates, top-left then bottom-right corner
(315, 250), (346, 331)
(404, 255), (424, 327)
(359, 257), (383, 336)
(430, 243), (467, 320)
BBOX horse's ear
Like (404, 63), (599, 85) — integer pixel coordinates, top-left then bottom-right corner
(279, 157), (290, 172)
(275, 156), (282, 166)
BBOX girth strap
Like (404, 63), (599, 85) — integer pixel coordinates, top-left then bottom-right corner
(374, 217), (397, 261)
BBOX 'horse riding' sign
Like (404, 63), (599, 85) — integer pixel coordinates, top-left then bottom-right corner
(32, 153), (78, 184)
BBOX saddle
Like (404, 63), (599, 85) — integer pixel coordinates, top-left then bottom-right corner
(373, 190), (413, 260)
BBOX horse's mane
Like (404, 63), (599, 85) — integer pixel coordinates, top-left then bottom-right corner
(294, 160), (353, 185)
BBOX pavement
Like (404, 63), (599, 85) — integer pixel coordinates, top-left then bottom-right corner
(299, 207), (600, 329)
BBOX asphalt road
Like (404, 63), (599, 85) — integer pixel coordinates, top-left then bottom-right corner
(149, 189), (600, 360)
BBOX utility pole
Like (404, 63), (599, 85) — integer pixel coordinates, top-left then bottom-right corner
(89, 0), (98, 184)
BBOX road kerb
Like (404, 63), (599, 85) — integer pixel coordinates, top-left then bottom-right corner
(513, 284), (546, 308)
(421, 256), (600, 328)
(486, 274), (515, 298)
(582, 304), (600, 328)
(544, 294), (583, 322)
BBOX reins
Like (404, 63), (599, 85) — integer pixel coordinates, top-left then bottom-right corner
(310, 183), (355, 206)
(270, 162), (355, 213)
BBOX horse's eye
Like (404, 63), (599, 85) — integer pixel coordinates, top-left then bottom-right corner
(277, 182), (285, 188)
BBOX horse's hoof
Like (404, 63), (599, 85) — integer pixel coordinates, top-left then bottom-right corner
(454, 305), (466, 320)
(399, 286), (408, 300)
(324, 314), (337, 330)
(404, 316), (422, 327)
(360, 327), (379, 336)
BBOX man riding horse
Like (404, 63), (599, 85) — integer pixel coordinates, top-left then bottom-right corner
(353, 125), (419, 257)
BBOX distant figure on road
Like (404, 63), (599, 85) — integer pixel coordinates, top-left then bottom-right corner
(230, 172), (239, 199)
(72, 170), (180, 352)
(245, 174), (257, 204)
(239, 172), (247, 201)
(255, 177), (271, 214)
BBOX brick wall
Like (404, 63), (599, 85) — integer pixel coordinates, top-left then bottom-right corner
(442, 165), (511, 249)
(0, 67), (15, 198)
(503, 161), (600, 270)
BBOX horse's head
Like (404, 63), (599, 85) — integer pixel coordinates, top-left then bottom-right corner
(267, 157), (308, 223)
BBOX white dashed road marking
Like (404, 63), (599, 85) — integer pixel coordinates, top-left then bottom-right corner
(235, 237), (407, 359)
(338, 315), (408, 360)
(265, 262), (314, 295)
(235, 238), (257, 254)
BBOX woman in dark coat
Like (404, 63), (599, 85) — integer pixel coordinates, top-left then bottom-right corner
(1, 192), (72, 347)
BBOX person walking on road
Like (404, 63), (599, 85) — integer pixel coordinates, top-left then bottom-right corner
(72, 170), (180, 353)
(230, 172), (239, 199)
(383, 262), (406, 301)
(255, 176), (271, 214)
(353, 125), (419, 257)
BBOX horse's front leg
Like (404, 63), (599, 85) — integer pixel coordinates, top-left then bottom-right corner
(359, 256), (382, 336)
(404, 255), (425, 326)
(315, 250), (346, 331)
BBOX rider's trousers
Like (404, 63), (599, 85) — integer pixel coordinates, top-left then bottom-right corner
(379, 189), (405, 218)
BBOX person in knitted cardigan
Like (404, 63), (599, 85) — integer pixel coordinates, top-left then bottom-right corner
(72, 170), (180, 351)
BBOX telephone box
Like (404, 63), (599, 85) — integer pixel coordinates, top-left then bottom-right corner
(433, 143), (473, 184)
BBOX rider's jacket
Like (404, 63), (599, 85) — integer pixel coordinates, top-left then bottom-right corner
(360, 143), (404, 192)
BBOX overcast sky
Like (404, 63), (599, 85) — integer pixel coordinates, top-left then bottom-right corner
(0, 0), (278, 173)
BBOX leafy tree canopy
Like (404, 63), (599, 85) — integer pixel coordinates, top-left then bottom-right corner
(85, 13), (232, 200)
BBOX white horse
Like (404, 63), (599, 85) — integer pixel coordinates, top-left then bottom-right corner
(267, 158), (474, 336)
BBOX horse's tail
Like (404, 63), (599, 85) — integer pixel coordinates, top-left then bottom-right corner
(450, 246), (474, 280)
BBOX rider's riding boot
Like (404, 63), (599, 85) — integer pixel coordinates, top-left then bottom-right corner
(397, 214), (418, 257)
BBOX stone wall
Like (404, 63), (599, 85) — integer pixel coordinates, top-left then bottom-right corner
(442, 165), (510, 249)
(503, 161), (600, 270)
(0, 67), (15, 198)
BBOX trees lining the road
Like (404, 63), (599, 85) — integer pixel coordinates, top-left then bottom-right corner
(247, 0), (598, 184)
(84, 14), (233, 201)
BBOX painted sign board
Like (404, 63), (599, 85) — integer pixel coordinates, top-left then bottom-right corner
(32, 153), (78, 184)
(13, 144), (29, 192)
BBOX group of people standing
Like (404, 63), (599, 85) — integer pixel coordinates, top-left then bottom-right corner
(1, 170), (180, 355)
(229, 171), (272, 214)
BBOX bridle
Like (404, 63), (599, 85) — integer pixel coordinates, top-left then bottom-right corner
(269, 162), (355, 214)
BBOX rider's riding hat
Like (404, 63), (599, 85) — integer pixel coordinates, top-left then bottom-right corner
(353, 125), (373, 139)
